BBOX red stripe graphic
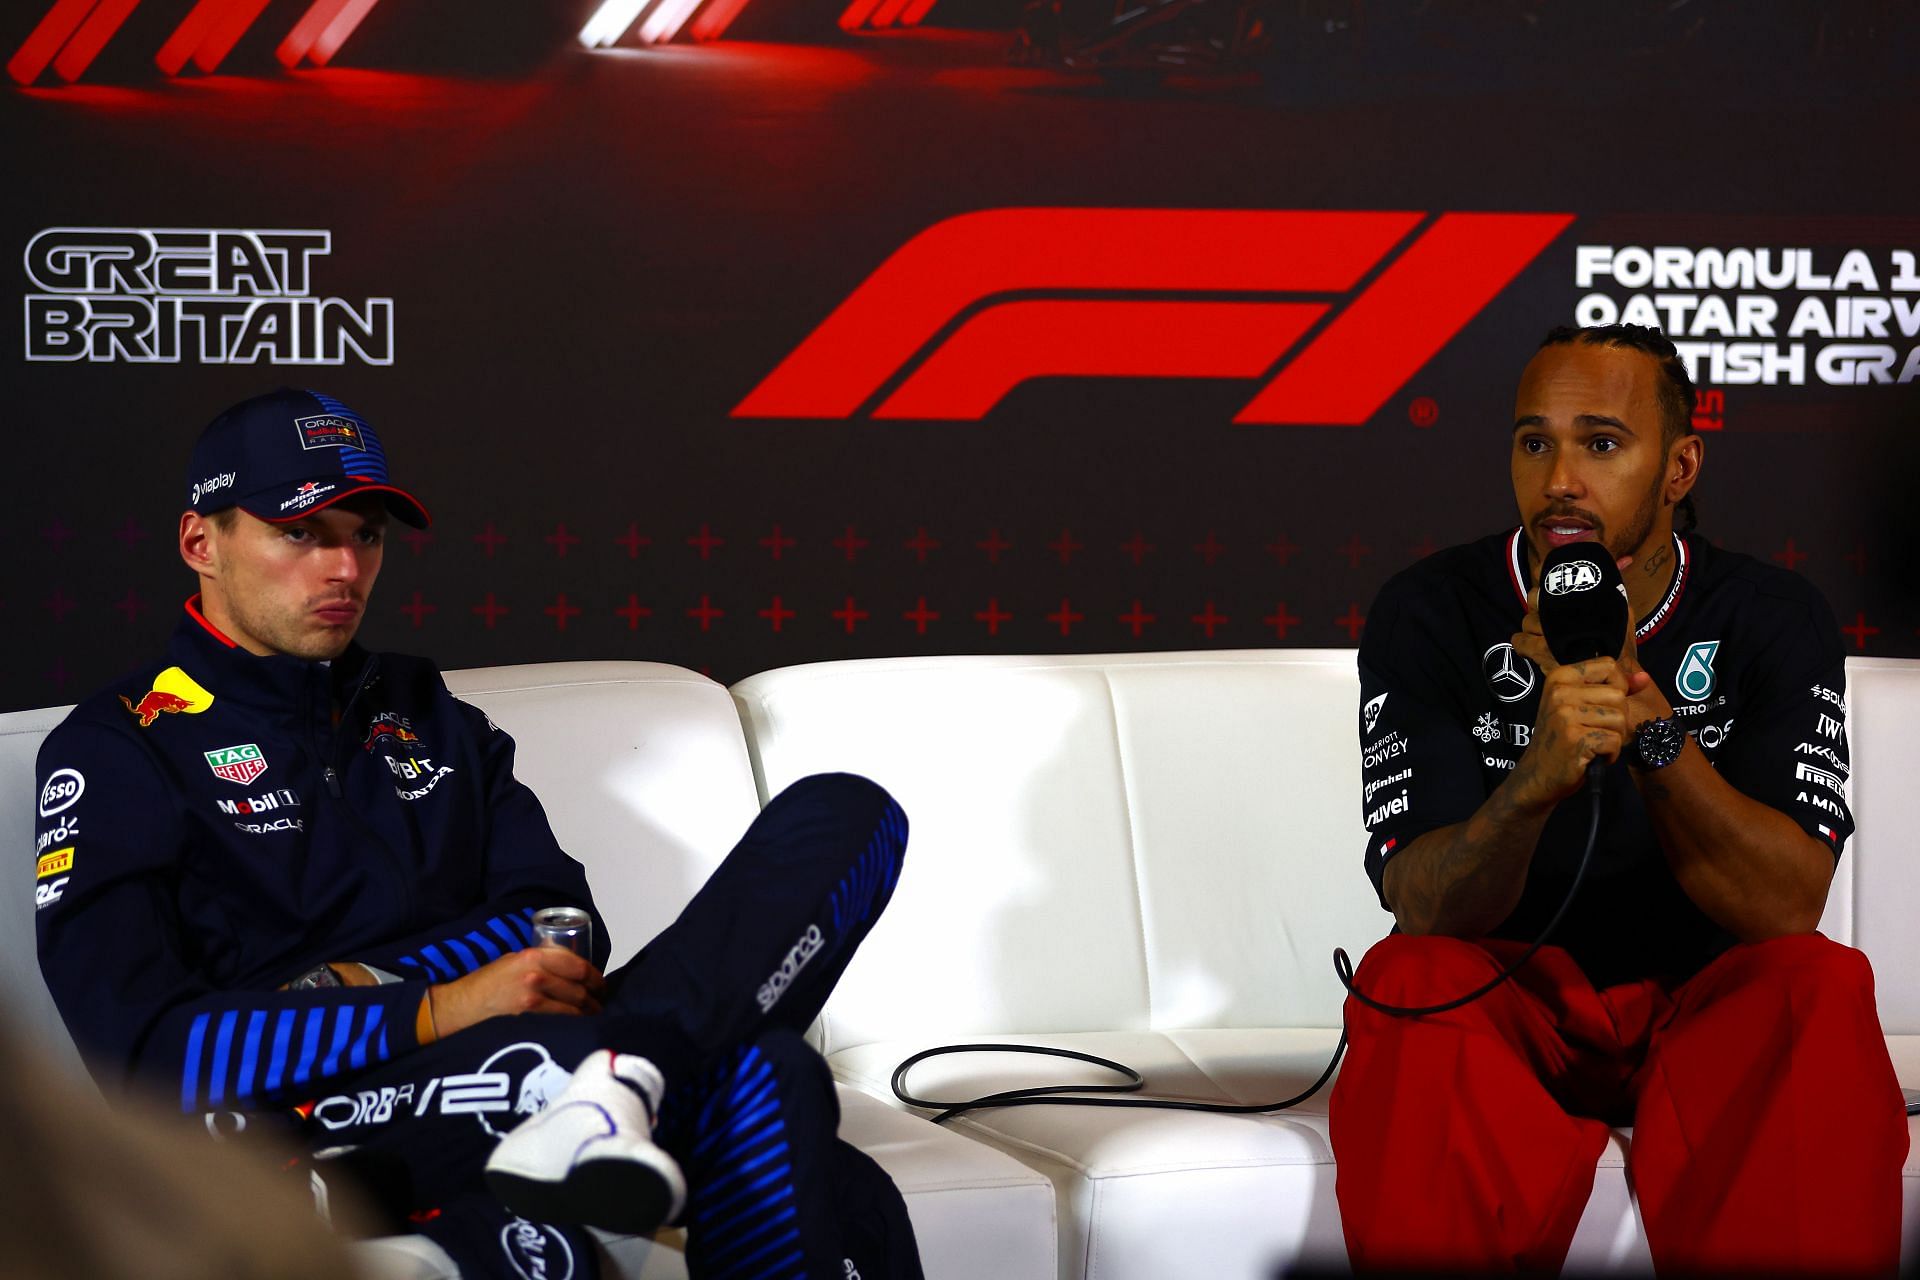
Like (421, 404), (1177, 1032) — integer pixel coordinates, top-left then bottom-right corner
(868, 0), (916, 28)
(687, 0), (754, 41)
(900, 0), (939, 25)
(8, 0), (102, 85)
(876, 300), (1325, 419)
(733, 209), (1421, 419)
(307, 0), (382, 65)
(191, 0), (273, 73)
(277, 0), (355, 67)
(156, 0), (237, 75)
(1235, 212), (1573, 424)
(838, 0), (888, 31)
(51, 0), (141, 81)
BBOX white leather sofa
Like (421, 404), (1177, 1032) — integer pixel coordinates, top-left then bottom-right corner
(0, 663), (1056, 1280)
(732, 650), (1920, 1280)
(4, 651), (1915, 1278)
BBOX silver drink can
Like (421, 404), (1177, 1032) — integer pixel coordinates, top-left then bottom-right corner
(532, 907), (593, 958)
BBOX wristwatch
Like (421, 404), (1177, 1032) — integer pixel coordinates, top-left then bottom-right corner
(287, 963), (344, 990)
(1630, 717), (1686, 771)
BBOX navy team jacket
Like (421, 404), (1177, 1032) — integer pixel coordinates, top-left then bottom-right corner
(33, 597), (608, 1113)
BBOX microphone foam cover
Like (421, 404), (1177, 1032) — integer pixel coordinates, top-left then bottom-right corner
(1536, 542), (1628, 665)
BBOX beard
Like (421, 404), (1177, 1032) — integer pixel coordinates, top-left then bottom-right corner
(1605, 468), (1667, 563)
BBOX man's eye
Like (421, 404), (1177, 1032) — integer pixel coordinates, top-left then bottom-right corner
(283, 527), (311, 542)
(1591, 437), (1619, 454)
(357, 529), (385, 545)
(1520, 437), (1548, 454)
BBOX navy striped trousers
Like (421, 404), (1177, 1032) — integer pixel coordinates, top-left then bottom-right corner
(294, 773), (920, 1280)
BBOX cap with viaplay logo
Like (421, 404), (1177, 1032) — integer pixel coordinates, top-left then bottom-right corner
(184, 388), (430, 528)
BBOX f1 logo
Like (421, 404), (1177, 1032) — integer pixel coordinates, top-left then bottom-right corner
(734, 208), (1572, 423)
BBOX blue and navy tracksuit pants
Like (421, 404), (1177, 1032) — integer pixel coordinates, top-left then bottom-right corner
(295, 773), (921, 1280)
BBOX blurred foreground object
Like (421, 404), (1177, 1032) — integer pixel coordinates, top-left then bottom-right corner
(0, 1017), (369, 1280)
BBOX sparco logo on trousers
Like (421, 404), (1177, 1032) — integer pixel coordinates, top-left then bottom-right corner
(758, 923), (825, 1012)
(733, 209), (1570, 422)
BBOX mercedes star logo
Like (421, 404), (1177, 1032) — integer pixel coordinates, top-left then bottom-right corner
(1482, 643), (1538, 703)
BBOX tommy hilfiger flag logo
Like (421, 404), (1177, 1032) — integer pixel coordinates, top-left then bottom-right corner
(206, 743), (269, 786)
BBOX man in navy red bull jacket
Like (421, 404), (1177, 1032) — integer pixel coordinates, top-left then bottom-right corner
(34, 388), (922, 1280)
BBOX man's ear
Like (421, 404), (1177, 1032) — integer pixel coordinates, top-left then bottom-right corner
(1666, 433), (1704, 506)
(180, 511), (218, 578)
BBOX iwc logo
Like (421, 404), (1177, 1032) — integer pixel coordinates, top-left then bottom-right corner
(1482, 643), (1538, 703)
(1677, 640), (1720, 703)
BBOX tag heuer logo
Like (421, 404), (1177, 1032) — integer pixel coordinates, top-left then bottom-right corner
(206, 743), (269, 786)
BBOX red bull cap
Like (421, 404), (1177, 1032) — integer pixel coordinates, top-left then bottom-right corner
(185, 388), (430, 528)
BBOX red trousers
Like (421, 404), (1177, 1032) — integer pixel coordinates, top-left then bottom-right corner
(1329, 932), (1908, 1275)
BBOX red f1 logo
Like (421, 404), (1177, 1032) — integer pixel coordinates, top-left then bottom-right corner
(734, 209), (1572, 423)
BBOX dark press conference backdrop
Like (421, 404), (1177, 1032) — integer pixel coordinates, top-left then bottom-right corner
(5, 0), (1917, 712)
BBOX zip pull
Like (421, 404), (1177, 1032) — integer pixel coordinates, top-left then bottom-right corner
(324, 766), (342, 798)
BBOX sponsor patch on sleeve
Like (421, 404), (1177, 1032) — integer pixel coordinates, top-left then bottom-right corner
(36, 847), (73, 879)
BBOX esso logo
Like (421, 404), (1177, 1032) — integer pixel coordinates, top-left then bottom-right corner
(38, 768), (85, 817)
(1543, 561), (1602, 595)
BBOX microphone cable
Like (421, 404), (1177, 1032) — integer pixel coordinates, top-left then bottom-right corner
(892, 772), (1604, 1125)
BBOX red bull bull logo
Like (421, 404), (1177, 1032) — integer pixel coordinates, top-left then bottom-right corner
(120, 667), (214, 727)
(363, 712), (423, 752)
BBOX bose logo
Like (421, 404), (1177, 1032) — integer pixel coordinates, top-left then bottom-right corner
(1543, 561), (1603, 595)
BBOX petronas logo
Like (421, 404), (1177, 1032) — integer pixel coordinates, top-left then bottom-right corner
(1677, 641), (1720, 703)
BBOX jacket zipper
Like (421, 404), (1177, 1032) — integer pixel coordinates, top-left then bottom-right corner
(309, 656), (417, 920)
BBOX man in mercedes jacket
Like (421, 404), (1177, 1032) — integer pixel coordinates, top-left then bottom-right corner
(33, 388), (921, 1280)
(1330, 325), (1908, 1276)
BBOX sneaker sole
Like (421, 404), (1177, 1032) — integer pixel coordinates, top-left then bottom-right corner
(486, 1154), (684, 1236)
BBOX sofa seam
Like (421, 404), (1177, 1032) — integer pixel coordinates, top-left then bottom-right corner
(950, 1119), (1093, 1175)
(1157, 1029), (1241, 1106)
(1100, 670), (1154, 1028)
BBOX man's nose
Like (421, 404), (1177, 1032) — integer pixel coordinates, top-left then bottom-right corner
(1545, 453), (1585, 498)
(324, 544), (362, 583)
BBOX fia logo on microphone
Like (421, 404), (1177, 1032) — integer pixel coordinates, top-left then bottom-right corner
(1543, 561), (1603, 595)
(1677, 640), (1720, 703)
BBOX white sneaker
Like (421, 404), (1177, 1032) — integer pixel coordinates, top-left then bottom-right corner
(484, 1050), (687, 1234)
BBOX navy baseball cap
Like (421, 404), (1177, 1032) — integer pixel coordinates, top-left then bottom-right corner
(185, 388), (430, 528)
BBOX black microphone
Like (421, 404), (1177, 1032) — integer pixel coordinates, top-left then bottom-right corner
(1535, 541), (1629, 793)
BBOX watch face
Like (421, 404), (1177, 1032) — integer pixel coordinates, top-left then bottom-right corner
(1636, 719), (1685, 769)
(291, 964), (340, 990)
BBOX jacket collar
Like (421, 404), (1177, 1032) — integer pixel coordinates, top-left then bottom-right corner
(167, 595), (375, 724)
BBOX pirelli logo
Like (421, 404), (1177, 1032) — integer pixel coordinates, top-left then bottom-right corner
(37, 847), (73, 879)
(1795, 762), (1845, 796)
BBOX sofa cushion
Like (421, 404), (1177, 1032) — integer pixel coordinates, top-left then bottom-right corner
(731, 651), (1395, 1056)
(831, 1029), (1657, 1279)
